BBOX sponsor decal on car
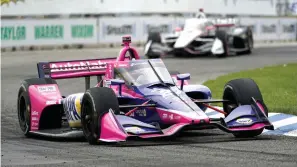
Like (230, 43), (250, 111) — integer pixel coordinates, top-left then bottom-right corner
(32, 122), (38, 127)
(136, 109), (146, 116)
(174, 115), (181, 120)
(46, 100), (56, 105)
(37, 85), (56, 92)
(50, 60), (107, 72)
(236, 118), (253, 124)
(125, 127), (145, 134)
(169, 114), (174, 120)
(32, 111), (39, 116)
(162, 113), (181, 121)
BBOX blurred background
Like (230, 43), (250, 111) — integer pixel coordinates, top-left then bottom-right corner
(1, 0), (297, 50)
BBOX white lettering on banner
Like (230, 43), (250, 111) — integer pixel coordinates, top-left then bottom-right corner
(106, 25), (133, 35)
(1, 17), (297, 48)
(37, 85), (56, 92)
(50, 61), (107, 72)
(1, 19), (97, 48)
(283, 24), (295, 33)
(261, 24), (277, 33)
(145, 24), (171, 34)
(99, 17), (139, 43)
(32, 117), (38, 121)
(279, 18), (297, 40)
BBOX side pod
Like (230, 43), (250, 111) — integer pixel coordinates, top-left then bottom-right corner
(28, 84), (63, 131)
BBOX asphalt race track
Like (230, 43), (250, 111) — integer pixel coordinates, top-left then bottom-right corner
(2, 46), (297, 167)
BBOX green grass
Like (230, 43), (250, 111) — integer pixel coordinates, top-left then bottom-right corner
(202, 63), (297, 115)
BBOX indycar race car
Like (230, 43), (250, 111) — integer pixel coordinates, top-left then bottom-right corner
(144, 17), (253, 58)
(17, 36), (273, 145)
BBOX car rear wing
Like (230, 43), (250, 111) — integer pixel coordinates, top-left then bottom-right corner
(37, 58), (119, 79)
(37, 57), (128, 89)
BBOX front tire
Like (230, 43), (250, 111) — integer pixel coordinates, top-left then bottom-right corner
(81, 87), (120, 145)
(222, 78), (268, 138)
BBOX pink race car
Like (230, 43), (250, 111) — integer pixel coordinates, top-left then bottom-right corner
(17, 36), (273, 145)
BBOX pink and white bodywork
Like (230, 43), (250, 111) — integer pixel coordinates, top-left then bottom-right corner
(19, 36), (272, 143)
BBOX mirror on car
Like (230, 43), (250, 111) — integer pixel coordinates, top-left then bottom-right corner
(177, 73), (190, 80)
(176, 73), (190, 90)
(110, 79), (125, 86)
(110, 79), (125, 96)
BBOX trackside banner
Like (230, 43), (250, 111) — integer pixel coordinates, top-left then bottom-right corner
(98, 16), (175, 43)
(1, 17), (297, 48)
(1, 18), (98, 47)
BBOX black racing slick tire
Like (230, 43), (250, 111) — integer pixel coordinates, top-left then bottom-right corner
(214, 30), (229, 58)
(147, 31), (162, 43)
(17, 78), (57, 137)
(222, 78), (268, 116)
(222, 78), (268, 138)
(81, 87), (120, 145)
(245, 28), (254, 54)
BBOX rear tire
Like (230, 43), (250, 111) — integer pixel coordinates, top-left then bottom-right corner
(244, 28), (253, 54)
(17, 78), (57, 136)
(222, 78), (268, 138)
(145, 31), (162, 59)
(81, 87), (120, 145)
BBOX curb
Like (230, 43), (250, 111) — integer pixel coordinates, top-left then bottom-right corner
(1, 40), (297, 53)
(205, 107), (297, 137)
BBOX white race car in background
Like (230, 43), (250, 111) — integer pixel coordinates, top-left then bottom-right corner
(144, 17), (253, 58)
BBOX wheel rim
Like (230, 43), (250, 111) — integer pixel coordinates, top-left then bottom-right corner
(81, 101), (93, 137)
